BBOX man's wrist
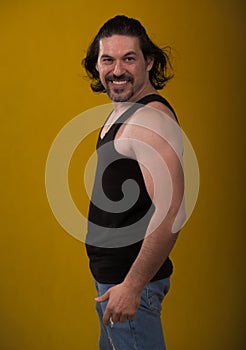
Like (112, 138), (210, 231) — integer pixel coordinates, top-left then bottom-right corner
(123, 274), (147, 294)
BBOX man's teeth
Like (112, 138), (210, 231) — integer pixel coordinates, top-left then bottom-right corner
(112, 80), (127, 85)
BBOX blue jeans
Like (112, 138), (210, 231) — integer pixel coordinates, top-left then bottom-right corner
(94, 278), (170, 350)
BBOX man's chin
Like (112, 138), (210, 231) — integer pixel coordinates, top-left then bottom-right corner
(108, 90), (134, 103)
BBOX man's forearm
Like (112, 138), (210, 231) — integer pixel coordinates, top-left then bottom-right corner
(123, 217), (179, 292)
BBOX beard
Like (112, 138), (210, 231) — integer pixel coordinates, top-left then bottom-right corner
(104, 74), (134, 102)
(107, 88), (134, 102)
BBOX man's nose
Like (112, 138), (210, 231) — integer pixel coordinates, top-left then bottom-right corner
(113, 61), (125, 76)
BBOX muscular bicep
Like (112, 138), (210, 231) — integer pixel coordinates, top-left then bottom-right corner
(114, 106), (186, 232)
(133, 130), (184, 207)
(133, 127), (185, 233)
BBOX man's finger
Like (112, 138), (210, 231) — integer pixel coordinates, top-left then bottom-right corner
(95, 291), (109, 302)
(103, 306), (112, 326)
(119, 314), (127, 323)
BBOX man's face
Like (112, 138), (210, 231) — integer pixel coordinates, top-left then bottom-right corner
(96, 35), (153, 102)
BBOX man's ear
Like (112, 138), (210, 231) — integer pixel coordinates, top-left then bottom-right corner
(146, 57), (154, 72)
(95, 62), (99, 72)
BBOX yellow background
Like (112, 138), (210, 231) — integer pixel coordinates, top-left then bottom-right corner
(1, 0), (245, 349)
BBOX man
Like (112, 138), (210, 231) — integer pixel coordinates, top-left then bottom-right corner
(82, 15), (185, 350)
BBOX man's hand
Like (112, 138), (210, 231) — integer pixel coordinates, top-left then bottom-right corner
(95, 282), (142, 326)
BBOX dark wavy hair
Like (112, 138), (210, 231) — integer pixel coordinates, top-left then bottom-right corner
(82, 15), (174, 92)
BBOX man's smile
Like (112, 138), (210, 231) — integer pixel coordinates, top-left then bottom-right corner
(111, 80), (128, 85)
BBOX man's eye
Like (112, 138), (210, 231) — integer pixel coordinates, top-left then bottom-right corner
(125, 57), (135, 62)
(102, 58), (113, 64)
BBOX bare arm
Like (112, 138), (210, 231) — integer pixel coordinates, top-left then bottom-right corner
(123, 124), (185, 292)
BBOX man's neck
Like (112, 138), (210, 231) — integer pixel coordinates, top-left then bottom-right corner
(112, 87), (158, 112)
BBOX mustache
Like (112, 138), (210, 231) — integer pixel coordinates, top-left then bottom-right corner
(105, 74), (133, 82)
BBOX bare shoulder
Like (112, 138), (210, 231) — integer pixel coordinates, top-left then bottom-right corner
(115, 100), (182, 158)
(115, 101), (183, 158)
(125, 102), (180, 139)
(146, 100), (177, 122)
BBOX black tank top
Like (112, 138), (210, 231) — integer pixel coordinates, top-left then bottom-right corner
(86, 94), (177, 284)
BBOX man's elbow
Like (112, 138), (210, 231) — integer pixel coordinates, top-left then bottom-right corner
(171, 200), (186, 233)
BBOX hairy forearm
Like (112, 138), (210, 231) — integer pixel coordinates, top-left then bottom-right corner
(123, 213), (179, 292)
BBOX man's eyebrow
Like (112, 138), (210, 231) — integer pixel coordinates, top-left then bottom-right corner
(100, 51), (137, 59)
(123, 51), (137, 57)
(100, 54), (113, 58)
